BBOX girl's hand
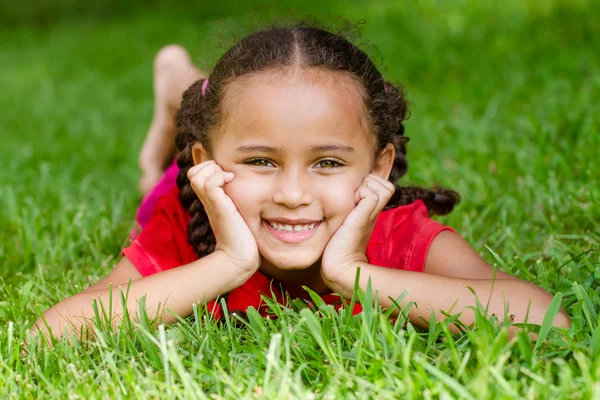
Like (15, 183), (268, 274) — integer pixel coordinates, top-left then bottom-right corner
(321, 174), (395, 286)
(187, 161), (261, 274)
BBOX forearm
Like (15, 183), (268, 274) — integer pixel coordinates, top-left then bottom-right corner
(328, 263), (570, 333)
(33, 251), (250, 341)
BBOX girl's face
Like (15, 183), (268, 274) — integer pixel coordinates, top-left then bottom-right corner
(195, 71), (393, 280)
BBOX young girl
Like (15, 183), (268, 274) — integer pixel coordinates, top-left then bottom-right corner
(33, 26), (570, 341)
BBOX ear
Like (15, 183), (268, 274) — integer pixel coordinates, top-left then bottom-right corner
(372, 142), (395, 180)
(192, 142), (211, 165)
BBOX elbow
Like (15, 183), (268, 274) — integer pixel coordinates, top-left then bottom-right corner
(554, 308), (571, 330)
(30, 303), (72, 345)
(29, 315), (54, 347)
(506, 282), (571, 330)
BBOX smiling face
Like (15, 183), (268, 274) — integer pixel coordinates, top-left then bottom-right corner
(194, 70), (393, 282)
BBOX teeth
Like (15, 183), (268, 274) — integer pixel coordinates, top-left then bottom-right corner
(268, 221), (319, 232)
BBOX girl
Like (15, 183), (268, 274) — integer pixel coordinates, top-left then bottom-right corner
(33, 25), (570, 341)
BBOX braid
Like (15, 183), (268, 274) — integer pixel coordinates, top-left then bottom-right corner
(175, 79), (217, 258)
(385, 185), (461, 216)
(380, 82), (461, 215)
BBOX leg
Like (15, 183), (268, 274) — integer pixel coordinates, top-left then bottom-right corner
(139, 45), (206, 195)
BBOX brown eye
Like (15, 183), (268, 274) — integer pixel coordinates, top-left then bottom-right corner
(246, 158), (274, 167)
(316, 159), (342, 168)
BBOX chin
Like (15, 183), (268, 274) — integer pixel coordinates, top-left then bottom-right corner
(260, 248), (322, 271)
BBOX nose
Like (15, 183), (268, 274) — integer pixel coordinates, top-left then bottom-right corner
(272, 168), (314, 208)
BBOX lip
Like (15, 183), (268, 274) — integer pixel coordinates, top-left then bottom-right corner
(263, 219), (321, 244)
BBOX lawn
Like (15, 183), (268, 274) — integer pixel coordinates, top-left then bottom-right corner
(1, 0), (599, 398)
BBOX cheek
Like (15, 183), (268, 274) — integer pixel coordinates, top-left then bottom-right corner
(222, 175), (265, 218)
(319, 177), (361, 218)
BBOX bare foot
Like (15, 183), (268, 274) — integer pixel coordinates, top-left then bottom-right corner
(138, 45), (206, 195)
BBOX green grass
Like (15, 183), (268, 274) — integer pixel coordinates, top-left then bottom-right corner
(1, 0), (599, 398)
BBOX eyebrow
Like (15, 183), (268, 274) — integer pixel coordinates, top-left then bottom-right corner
(235, 144), (355, 153)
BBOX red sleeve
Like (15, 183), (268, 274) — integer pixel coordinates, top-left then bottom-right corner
(122, 188), (197, 277)
(366, 200), (456, 273)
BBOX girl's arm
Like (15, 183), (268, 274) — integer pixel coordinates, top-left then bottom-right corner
(34, 159), (262, 343)
(326, 232), (571, 333)
(31, 251), (253, 342)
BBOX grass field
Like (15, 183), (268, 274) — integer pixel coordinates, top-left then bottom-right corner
(1, 0), (599, 398)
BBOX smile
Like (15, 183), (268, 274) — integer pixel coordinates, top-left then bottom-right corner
(267, 221), (317, 232)
(263, 219), (321, 244)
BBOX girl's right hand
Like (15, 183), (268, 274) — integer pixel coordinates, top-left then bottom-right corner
(187, 161), (261, 274)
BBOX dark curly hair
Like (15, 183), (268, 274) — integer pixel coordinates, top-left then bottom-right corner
(175, 25), (460, 258)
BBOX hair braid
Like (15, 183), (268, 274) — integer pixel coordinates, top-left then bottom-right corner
(175, 79), (217, 257)
(379, 82), (460, 215)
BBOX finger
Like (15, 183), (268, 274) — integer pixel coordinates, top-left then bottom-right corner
(189, 167), (215, 197)
(347, 185), (379, 228)
(188, 162), (227, 195)
(187, 160), (217, 179)
(364, 175), (395, 212)
(187, 161), (228, 183)
(367, 173), (396, 193)
(204, 170), (234, 193)
(203, 171), (237, 214)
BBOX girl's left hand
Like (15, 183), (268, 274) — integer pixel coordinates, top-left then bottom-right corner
(321, 174), (395, 286)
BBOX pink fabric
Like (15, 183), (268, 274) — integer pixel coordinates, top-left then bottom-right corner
(136, 159), (179, 228)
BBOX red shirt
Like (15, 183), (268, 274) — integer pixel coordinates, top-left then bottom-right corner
(122, 187), (454, 320)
